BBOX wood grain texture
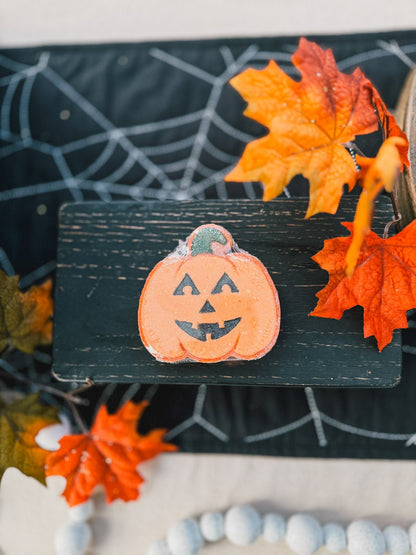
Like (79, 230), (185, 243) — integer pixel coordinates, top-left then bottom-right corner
(53, 198), (401, 387)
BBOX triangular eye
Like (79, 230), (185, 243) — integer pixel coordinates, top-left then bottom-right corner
(173, 274), (200, 295)
(211, 273), (239, 294)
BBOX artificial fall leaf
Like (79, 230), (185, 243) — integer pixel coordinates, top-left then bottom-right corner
(225, 38), (379, 217)
(311, 221), (416, 350)
(0, 393), (59, 484)
(0, 270), (53, 354)
(345, 136), (406, 276)
(366, 82), (409, 168)
(45, 400), (177, 507)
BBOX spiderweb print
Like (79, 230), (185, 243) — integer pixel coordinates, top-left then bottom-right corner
(1, 35), (416, 457)
(0, 45), (265, 204)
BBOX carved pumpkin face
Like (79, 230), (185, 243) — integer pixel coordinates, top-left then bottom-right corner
(138, 224), (280, 363)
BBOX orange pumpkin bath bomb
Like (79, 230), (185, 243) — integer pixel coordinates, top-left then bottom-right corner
(138, 224), (280, 363)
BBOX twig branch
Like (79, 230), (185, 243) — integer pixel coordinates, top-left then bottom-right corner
(0, 355), (90, 403)
(66, 397), (88, 434)
(384, 213), (402, 239)
(70, 378), (94, 396)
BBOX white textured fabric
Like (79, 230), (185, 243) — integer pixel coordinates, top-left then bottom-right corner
(1, 455), (416, 554)
(1, 0), (416, 46)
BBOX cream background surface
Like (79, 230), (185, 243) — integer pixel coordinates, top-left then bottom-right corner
(1, 454), (416, 554)
(1, 2), (416, 554)
(1, 0), (416, 47)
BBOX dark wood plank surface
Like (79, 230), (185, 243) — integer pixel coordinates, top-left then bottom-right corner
(53, 198), (401, 387)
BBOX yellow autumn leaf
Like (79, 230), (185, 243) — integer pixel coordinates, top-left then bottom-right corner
(0, 393), (59, 484)
(0, 270), (53, 354)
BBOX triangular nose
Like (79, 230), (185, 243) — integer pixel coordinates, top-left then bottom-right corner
(199, 300), (216, 313)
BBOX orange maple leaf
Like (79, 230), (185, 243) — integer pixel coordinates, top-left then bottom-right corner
(311, 221), (416, 350)
(225, 38), (379, 217)
(366, 82), (409, 168)
(45, 401), (177, 506)
(345, 136), (406, 276)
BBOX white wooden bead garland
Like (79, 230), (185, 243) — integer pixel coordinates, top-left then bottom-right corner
(54, 516), (93, 555)
(53, 499), (95, 555)
(39, 414), (412, 555)
(147, 505), (416, 555)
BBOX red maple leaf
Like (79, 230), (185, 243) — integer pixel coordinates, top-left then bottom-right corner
(45, 401), (177, 506)
(310, 221), (416, 350)
(366, 82), (409, 168)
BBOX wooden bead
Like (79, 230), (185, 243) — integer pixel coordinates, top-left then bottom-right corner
(323, 523), (346, 553)
(286, 514), (323, 555)
(409, 522), (416, 554)
(167, 518), (203, 555)
(54, 521), (92, 555)
(68, 499), (94, 523)
(347, 520), (385, 555)
(199, 512), (224, 542)
(384, 525), (410, 555)
(225, 505), (261, 546)
(262, 513), (286, 543)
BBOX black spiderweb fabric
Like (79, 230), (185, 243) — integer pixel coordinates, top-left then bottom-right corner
(1, 31), (416, 459)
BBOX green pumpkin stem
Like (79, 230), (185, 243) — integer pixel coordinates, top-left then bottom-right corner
(190, 226), (229, 255)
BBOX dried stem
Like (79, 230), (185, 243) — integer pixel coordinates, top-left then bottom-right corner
(0, 366), (89, 406)
(345, 141), (366, 158)
(66, 397), (88, 434)
(384, 214), (402, 239)
(70, 378), (94, 396)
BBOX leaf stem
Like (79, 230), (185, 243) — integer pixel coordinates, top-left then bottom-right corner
(345, 141), (366, 158)
(384, 214), (402, 239)
(70, 378), (95, 396)
(66, 397), (88, 434)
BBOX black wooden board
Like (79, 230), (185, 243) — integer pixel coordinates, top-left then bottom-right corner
(53, 198), (402, 387)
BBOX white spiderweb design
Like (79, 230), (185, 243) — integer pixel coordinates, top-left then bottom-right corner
(0, 45), (266, 204)
(2, 40), (416, 204)
(1, 39), (416, 450)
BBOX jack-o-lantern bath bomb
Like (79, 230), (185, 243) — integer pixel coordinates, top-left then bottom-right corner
(138, 224), (280, 363)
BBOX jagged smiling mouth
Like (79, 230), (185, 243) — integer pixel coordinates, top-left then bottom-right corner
(175, 318), (241, 341)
